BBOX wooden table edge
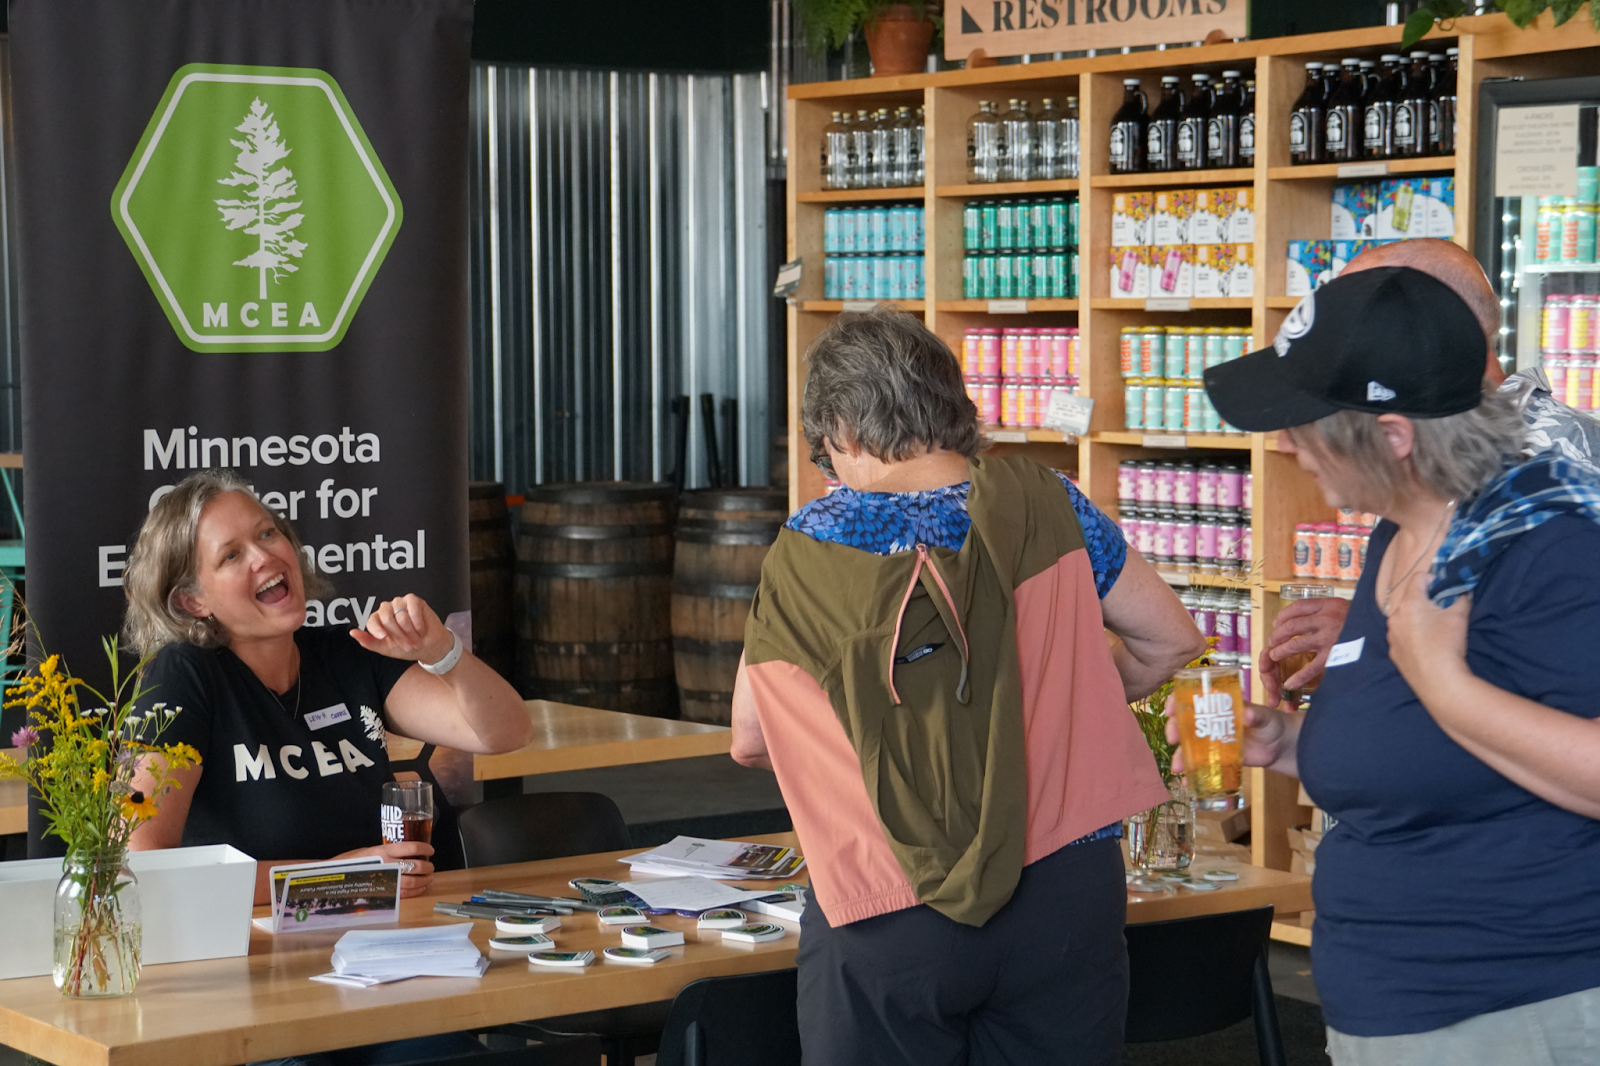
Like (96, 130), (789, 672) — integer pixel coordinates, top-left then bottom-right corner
(473, 730), (733, 780)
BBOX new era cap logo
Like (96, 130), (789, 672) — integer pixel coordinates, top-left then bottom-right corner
(1367, 381), (1397, 402)
(1274, 294), (1315, 357)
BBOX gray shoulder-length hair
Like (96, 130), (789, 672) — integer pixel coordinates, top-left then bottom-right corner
(802, 309), (982, 464)
(1284, 384), (1528, 508)
(122, 470), (330, 656)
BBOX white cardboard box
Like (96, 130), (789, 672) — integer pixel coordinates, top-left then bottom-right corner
(0, 844), (256, 980)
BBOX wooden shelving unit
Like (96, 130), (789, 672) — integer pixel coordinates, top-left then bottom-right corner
(1266, 155), (1458, 181)
(786, 11), (1600, 943)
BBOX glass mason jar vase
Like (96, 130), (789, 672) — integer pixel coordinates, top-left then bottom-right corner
(1125, 782), (1196, 873)
(54, 846), (142, 997)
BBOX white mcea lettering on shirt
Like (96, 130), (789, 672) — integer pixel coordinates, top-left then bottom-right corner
(311, 741), (345, 777)
(235, 743), (277, 781)
(338, 739), (375, 773)
(279, 745), (309, 779)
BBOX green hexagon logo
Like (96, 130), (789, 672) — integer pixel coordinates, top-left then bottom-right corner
(111, 64), (402, 353)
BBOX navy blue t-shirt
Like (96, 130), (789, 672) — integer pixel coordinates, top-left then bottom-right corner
(1300, 516), (1600, 1037)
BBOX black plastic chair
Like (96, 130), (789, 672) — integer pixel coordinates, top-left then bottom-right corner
(654, 969), (802, 1066)
(1124, 905), (1287, 1066)
(457, 791), (632, 867)
(457, 791), (663, 1066)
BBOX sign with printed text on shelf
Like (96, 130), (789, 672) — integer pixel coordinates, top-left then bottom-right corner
(945, 0), (1247, 62)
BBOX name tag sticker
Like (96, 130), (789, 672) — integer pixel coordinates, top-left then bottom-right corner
(1326, 638), (1364, 668)
(303, 703), (351, 731)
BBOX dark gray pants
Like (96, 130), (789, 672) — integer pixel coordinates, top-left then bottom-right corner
(796, 836), (1129, 1066)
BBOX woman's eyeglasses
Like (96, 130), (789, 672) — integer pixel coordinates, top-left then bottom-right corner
(810, 444), (836, 479)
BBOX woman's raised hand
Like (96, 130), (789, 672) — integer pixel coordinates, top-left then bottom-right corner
(350, 594), (454, 664)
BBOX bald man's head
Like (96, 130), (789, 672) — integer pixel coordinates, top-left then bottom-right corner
(1341, 238), (1503, 383)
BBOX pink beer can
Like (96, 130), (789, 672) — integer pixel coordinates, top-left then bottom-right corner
(1136, 462), (1158, 504)
(1236, 601), (1251, 648)
(1545, 356), (1570, 403)
(1571, 296), (1598, 354)
(975, 376), (1001, 425)
(1543, 295), (1572, 353)
(977, 331), (1002, 376)
(1313, 523), (1340, 580)
(1173, 464), (1198, 508)
(1016, 330), (1040, 377)
(1118, 462), (1139, 505)
(1172, 518), (1197, 565)
(1000, 381), (1022, 426)
(1217, 466), (1245, 511)
(1215, 604), (1237, 654)
(1001, 329), (1020, 377)
(1154, 464), (1177, 505)
(961, 329), (981, 375)
(1568, 357), (1594, 411)
(1240, 525), (1252, 563)
(1134, 517), (1157, 557)
(1195, 520), (1220, 571)
(1196, 466), (1218, 511)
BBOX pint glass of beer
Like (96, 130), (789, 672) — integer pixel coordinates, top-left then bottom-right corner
(1276, 583), (1335, 709)
(381, 780), (435, 844)
(1173, 665), (1246, 810)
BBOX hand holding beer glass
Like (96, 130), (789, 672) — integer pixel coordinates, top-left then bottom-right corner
(1274, 584), (1336, 708)
(1172, 665), (1246, 811)
(381, 780), (434, 844)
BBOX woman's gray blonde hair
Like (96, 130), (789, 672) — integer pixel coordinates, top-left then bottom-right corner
(1285, 384), (1527, 508)
(122, 470), (330, 656)
(802, 309), (982, 463)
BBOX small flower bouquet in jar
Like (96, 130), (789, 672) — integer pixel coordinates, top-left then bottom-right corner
(0, 639), (199, 997)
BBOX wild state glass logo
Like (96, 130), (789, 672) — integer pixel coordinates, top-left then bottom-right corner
(111, 64), (402, 353)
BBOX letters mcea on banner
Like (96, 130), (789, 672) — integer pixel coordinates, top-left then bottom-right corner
(944, 0), (1246, 61)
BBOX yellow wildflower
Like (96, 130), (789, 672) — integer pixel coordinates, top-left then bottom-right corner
(91, 767), (108, 791)
(119, 793), (158, 822)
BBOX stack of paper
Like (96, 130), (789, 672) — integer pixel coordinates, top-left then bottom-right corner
(326, 924), (488, 981)
(619, 837), (806, 880)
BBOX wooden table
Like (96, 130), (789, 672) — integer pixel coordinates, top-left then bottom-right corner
(0, 832), (1310, 1066)
(471, 700), (730, 797)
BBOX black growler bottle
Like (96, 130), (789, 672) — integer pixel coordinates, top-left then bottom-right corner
(1363, 54), (1403, 160)
(1207, 70), (1242, 169)
(1146, 76), (1184, 173)
(1391, 51), (1431, 158)
(1324, 58), (1364, 163)
(1108, 78), (1149, 174)
(1288, 62), (1327, 165)
(1237, 79), (1257, 165)
(1435, 47), (1458, 155)
(1177, 73), (1210, 170)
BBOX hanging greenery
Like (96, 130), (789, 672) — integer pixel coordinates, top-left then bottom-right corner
(1403, 0), (1600, 49)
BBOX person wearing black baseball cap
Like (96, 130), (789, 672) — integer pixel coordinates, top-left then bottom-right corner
(1181, 266), (1600, 1062)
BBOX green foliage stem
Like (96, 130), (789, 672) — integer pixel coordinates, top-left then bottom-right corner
(1403, 0), (1600, 49)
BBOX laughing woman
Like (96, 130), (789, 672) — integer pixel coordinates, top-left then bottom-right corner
(123, 471), (532, 903)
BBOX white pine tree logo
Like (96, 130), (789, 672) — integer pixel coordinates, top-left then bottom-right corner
(215, 98), (307, 300)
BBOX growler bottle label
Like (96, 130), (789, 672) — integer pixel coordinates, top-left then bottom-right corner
(1110, 124), (1128, 168)
(1177, 120), (1202, 167)
(1239, 115), (1255, 158)
(1289, 112), (1307, 151)
(1206, 118), (1223, 158)
(1326, 110), (1346, 151)
(1363, 105), (1384, 151)
(1394, 103), (1415, 147)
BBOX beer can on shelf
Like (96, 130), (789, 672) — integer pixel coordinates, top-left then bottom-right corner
(997, 200), (1016, 250)
(1047, 197), (1070, 248)
(1172, 517), (1197, 566)
(1536, 197), (1561, 262)
(824, 257), (841, 300)
(1173, 463), (1198, 508)
(1046, 250), (1069, 298)
(1184, 386), (1206, 432)
(1544, 295), (1572, 353)
(1164, 332), (1188, 379)
(977, 254), (998, 299)
(1183, 329), (1206, 381)
(1028, 200), (1048, 250)
(1139, 329), (1165, 377)
(1144, 381), (1166, 431)
(1031, 253), (1051, 299)
(1195, 518), (1220, 572)
(1203, 328), (1225, 373)
(1571, 296), (1597, 354)
(1221, 331), (1247, 363)
(872, 257), (892, 300)
(1562, 200), (1598, 263)
(1200, 392), (1223, 435)
(1216, 466), (1245, 513)
(1001, 329), (1020, 377)
(886, 205), (906, 253)
(1216, 520), (1244, 571)
(1196, 463), (1219, 512)
(1215, 600), (1237, 654)
(1162, 383), (1185, 434)
(1048, 330), (1072, 378)
(963, 202), (981, 251)
(970, 376), (1001, 425)
(1118, 461), (1139, 505)
(1018, 329), (1041, 376)
(853, 257), (872, 300)
(1154, 462), (1177, 505)
(1136, 461), (1159, 504)
(886, 257), (906, 301)
(1568, 357), (1594, 411)
(1120, 327), (1139, 378)
(836, 208), (857, 254)
(1125, 381), (1147, 430)
(1313, 523), (1340, 580)
(1014, 201), (1034, 250)
(823, 208), (841, 253)
(1336, 526), (1362, 581)
(1134, 516), (1157, 557)
(963, 254), (982, 299)
(1015, 254), (1035, 299)
(867, 207), (889, 253)
(979, 202), (999, 250)
(1240, 526), (1252, 565)
(1243, 472), (1253, 512)
(996, 254), (1016, 298)
(977, 330), (1001, 375)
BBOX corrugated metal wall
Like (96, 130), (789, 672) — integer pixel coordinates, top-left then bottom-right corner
(468, 64), (770, 495)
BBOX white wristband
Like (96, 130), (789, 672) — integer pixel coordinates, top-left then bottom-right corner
(420, 630), (464, 675)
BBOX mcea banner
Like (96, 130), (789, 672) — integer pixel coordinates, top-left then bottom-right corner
(10, 2), (471, 695)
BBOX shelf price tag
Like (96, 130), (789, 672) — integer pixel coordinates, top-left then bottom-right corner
(1141, 433), (1186, 449)
(987, 299), (1029, 314)
(841, 300), (879, 312)
(1336, 162), (1388, 179)
(1144, 297), (1190, 312)
(1042, 392), (1093, 438)
(987, 429), (1028, 443)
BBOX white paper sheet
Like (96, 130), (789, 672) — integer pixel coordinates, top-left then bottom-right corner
(617, 877), (775, 912)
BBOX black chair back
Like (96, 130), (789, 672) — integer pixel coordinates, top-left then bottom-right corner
(457, 791), (632, 867)
(654, 970), (802, 1066)
(1124, 904), (1286, 1065)
(383, 1037), (602, 1066)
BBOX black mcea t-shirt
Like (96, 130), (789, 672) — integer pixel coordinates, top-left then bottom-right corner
(137, 627), (414, 861)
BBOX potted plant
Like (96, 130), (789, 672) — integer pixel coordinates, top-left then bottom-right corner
(1402, 0), (1600, 48)
(796, 0), (941, 77)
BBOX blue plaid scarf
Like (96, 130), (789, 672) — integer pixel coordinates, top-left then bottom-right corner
(1429, 450), (1600, 607)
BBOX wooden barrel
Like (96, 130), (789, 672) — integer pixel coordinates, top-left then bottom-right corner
(515, 482), (678, 717)
(671, 490), (789, 725)
(468, 483), (515, 681)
